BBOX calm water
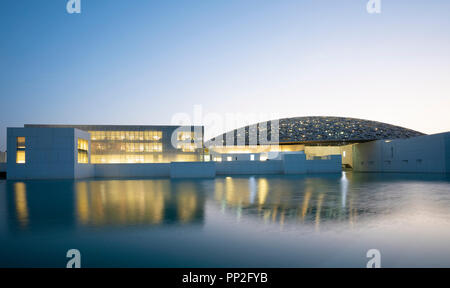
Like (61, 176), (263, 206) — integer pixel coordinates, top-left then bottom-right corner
(0, 172), (450, 267)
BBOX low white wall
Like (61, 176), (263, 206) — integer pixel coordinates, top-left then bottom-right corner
(75, 164), (95, 179)
(283, 153), (307, 174)
(353, 132), (450, 173)
(216, 160), (284, 175)
(220, 153), (261, 161)
(95, 163), (170, 178)
(170, 162), (216, 178)
(306, 155), (342, 173)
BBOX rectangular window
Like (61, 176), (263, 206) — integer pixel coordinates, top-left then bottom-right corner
(16, 151), (25, 164)
(16, 137), (26, 164)
(78, 138), (89, 164)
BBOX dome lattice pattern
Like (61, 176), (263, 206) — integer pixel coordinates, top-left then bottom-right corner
(207, 116), (425, 146)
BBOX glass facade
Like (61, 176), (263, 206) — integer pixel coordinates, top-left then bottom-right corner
(22, 125), (205, 164)
(88, 130), (167, 163)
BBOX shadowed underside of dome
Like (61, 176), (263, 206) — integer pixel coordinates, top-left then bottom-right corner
(207, 116), (425, 146)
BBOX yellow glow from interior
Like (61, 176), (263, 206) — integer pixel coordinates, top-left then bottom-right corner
(16, 137), (26, 164)
(174, 154), (198, 162)
(315, 194), (325, 230)
(177, 143), (198, 152)
(209, 144), (305, 154)
(77, 138), (88, 151)
(16, 150), (25, 164)
(14, 182), (29, 227)
(177, 190), (198, 223)
(258, 178), (269, 205)
(17, 137), (26, 149)
(89, 130), (162, 141)
(177, 131), (195, 141)
(301, 189), (312, 221)
(77, 138), (89, 164)
(75, 180), (169, 226)
(76, 182), (89, 225)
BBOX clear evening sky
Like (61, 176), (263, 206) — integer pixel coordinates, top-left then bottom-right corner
(1, 0), (449, 150)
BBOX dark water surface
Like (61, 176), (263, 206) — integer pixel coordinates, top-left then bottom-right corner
(0, 172), (450, 267)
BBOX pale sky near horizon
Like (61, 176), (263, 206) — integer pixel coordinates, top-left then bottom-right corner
(1, 0), (450, 150)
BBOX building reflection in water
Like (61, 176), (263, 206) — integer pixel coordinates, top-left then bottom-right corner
(14, 182), (29, 228)
(75, 180), (205, 227)
(213, 173), (360, 229)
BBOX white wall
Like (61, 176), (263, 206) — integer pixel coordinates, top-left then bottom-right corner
(7, 128), (77, 179)
(216, 160), (284, 175)
(95, 163), (170, 178)
(353, 132), (450, 173)
(283, 153), (307, 174)
(306, 155), (342, 173)
(6, 127), (94, 179)
(170, 162), (215, 178)
(220, 153), (261, 161)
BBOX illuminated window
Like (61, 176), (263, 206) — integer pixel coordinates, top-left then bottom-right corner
(227, 156), (232, 162)
(86, 129), (194, 164)
(177, 143), (197, 152)
(77, 138), (89, 164)
(16, 137), (26, 164)
(250, 154), (255, 161)
(177, 131), (195, 141)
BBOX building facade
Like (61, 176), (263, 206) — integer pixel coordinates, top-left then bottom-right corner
(206, 116), (425, 168)
(24, 124), (204, 164)
(6, 125), (204, 179)
(4, 119), (448, 179)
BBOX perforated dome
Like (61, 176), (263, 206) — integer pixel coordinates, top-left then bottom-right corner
(207, 116), (425, 146)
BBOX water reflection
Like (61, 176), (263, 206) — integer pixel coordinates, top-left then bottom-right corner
(341, 172), (348, 208)
(6, 173), (450, 233)
(2, 173), (450, 267)
(74, 180), (205, 227)
(14, 182), (29, 228)
(213, 174), (360, 229)
(6, 179), (206, 231)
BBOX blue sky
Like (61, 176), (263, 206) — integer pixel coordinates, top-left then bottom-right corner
(1, 0), (450, 150)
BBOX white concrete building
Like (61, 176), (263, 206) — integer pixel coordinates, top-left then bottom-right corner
(5, 120), (448, 180)
(7, 127), (94, 179)
(352, 132), (450, 173)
